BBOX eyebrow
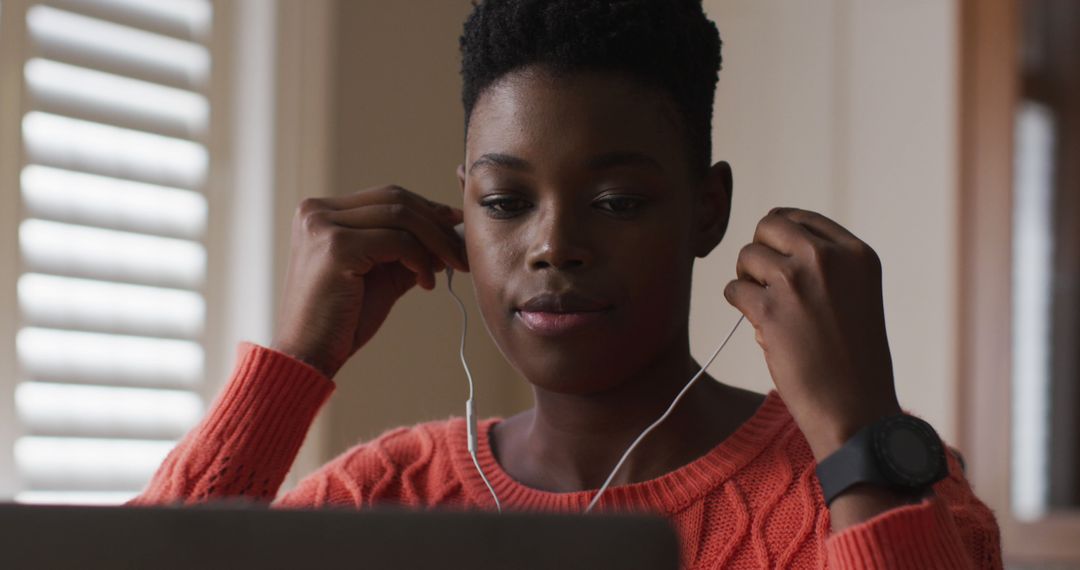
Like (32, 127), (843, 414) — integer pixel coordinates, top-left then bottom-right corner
(468, 151), (664, 175)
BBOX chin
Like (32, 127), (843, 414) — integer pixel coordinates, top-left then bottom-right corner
(506, 340), (641, 396)
(522, 363), (622, 396)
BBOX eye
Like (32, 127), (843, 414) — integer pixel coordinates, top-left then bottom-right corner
(480, 195), (532, 218)
(594, 195), (646, 215)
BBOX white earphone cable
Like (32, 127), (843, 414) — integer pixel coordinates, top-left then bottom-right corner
(446, 268), (502, 513)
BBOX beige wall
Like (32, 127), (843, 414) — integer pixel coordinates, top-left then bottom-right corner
(316, 0), (962, 460)
(696, 0), (960, 443)
(324, 0), (531, 454)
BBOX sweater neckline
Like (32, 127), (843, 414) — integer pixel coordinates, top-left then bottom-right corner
(448, 390), (792, 514)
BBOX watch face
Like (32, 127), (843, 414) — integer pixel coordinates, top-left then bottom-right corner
(873, 416), (946, 488)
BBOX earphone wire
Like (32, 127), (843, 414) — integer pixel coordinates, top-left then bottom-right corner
(584, 314), (745, 513)
(446, 268), (502, 513)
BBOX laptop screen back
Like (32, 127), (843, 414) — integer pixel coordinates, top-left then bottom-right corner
(0, 503), (680, 569)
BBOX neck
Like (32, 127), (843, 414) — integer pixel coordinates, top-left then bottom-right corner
(507, 331), (731, 492)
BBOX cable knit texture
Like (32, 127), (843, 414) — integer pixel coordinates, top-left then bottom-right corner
(130, 343), (1002, 569)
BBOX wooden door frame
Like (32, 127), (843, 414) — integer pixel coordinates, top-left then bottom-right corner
(958, 0), (1080, 562)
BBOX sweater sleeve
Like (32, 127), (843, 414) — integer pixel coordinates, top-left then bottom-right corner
(126, 342), (334, 506)
(824, 448), (1003, 569)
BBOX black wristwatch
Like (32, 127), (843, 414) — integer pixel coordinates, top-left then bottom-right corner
(814, 414), (948, 506)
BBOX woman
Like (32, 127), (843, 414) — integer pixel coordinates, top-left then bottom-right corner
(131, 1), (1001, 567)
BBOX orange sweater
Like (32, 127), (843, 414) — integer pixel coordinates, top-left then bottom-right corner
(131, 343), (1002, 569)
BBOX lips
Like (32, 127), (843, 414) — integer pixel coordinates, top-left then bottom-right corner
(517, 291), (611, 313)
(515, 291), (612, 336)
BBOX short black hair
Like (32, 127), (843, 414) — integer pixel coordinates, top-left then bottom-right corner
(459, 0), (723, 178)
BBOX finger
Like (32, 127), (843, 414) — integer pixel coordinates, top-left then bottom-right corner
(303, 187), (464, 264)
(324, 203), (468, 272)
(723, 278), (768, 326)
(735, 242), (789, 287)
(368, 230), (438, 290)
(337, 227), (438, 290)
(770, 207), (858, 245)
(753, 210), (822, 256)
(323, 186), (464, 228)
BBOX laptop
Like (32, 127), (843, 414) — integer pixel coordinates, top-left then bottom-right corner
(0, 502), (679, 569)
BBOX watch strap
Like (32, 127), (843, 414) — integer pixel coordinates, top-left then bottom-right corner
(814, 421), (891, 506)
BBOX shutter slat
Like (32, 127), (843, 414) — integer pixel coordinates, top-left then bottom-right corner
(17, 382), (202, 440)
(27, 5), (209, 92)
(20, 220), (206, 291)
(23, 112), (207, 191)
(41, 0), (211, 44)
(13, 375), (196, 393)
(19, 273), (205, 340)
(21, 165), (207, 242)
(28, 38), (203, 93)
(16, 436), (176, 491)
(17, 327), (204, 389)
(26, 58), (208, 142)
(15, 490), (140, 505)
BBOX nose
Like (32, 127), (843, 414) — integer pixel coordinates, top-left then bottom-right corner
(525, 207), (593, 271)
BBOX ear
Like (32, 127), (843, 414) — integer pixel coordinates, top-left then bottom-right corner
(456, 163), (466, 195)
(692, 160), (733, 258)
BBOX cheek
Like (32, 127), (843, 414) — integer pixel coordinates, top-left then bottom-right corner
(620, 227), (691, 289)
(466, 236), (518, 315)
(616, 234), (695, 333)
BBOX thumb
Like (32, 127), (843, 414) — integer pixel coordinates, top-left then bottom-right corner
(724, 278), (765, 328)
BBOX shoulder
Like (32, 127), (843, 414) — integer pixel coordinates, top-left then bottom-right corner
(280, 417), (476, 507)
(337, 417), (466, 472)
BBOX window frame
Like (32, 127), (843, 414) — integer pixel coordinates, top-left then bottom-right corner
(0, 0), (31, 498)
(958, 0), (1080, 562)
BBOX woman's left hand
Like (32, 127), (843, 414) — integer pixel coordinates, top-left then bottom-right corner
(724, 207), (902, 461)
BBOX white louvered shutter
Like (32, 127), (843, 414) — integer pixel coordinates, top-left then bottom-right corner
(10, 0), (214, 505)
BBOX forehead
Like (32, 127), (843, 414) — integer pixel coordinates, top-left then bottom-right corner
(465, 68), (689, 177)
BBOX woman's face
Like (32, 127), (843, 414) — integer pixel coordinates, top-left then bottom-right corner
(458, 67), (722, 395)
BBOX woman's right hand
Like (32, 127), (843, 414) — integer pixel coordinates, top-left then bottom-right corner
(270, 185), (469, 379)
